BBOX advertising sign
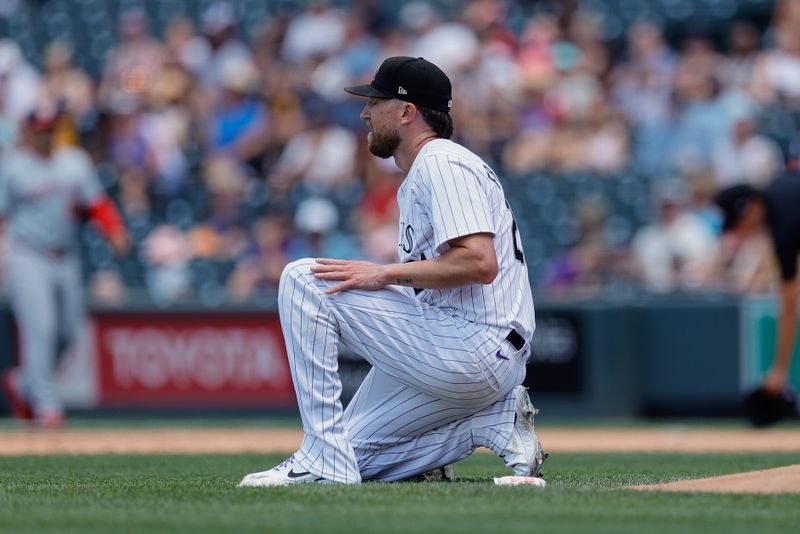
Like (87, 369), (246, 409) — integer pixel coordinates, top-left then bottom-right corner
(94, 312), (296, 408)
(523, 312), (583, 393)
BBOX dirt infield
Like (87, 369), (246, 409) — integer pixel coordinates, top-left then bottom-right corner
(0, 427), (303, 455)
(628, 464), (800, 494)
(2, 425), (799, 493)
(0, 427), (800, 455)
(2, 426), (800, 455)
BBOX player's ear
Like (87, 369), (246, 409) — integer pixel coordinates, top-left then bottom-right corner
(400, 103), (416, 124)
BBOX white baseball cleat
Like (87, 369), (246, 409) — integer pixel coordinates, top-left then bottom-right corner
(238, 455), (329, 487)
(500, 386), (547, 477)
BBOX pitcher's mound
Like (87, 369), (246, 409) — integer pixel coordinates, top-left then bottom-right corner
(627, 464), (800, 494)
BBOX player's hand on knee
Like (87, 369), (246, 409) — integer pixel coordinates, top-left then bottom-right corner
(311, 258), (389, 294)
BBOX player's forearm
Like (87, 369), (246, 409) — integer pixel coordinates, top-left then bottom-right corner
(86, 196), (125, 241)
(774, 280), (799, 373)
(385, 245), (498, 289)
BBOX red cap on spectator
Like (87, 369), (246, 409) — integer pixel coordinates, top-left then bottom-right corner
(25, 108), (59, 132)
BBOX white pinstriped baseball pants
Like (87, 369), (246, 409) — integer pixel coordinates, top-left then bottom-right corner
(280, 259), (528, 484)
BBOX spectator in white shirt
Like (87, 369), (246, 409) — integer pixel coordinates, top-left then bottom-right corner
(712, 111), (783, 187)
(632, 182), (719, 293)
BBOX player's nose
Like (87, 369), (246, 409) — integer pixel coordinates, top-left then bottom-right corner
(359, 103), (370, 120)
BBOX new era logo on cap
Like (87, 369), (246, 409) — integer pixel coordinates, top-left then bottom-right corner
(344, 57), (453, 113)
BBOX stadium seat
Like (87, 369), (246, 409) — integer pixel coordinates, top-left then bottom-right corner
(165, 199), (195, 231)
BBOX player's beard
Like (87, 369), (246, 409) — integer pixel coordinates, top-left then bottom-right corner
(368, 127), (401, 159)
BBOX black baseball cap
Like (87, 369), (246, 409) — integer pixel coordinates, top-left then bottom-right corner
(715, 184), (762, 231)
(344, 56), (453, 113)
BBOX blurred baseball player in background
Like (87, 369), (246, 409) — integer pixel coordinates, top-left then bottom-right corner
(0, 106), (129, 428)
(239, 57), (545, 486)
(716, 166), (800, 426)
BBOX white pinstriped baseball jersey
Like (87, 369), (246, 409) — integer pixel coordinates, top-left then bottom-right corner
(397, 138), (535, 343)
(267, 137), (538, 484)
(237, 54), (543, 485)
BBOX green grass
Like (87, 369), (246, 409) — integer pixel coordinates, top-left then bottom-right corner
(1, 452), (799, 533)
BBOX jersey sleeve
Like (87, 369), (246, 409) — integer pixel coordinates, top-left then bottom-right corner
(422, 153), (496, 254)
(75, 150), (105, 205)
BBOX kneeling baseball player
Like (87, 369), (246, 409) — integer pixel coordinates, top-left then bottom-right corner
(239, 57), (545, 486)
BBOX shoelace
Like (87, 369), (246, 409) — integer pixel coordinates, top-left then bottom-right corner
(276, 455), (296, 470)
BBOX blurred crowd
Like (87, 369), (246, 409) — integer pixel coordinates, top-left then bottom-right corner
(0, 0), (798, 305)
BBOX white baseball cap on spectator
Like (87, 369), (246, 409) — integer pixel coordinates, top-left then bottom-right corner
(220, 56), (260, 94)
(202, 2), (237, 35)
(653, 180), (689, 208)
(295, 197), (339, 235)
(399, 2), (438, 32)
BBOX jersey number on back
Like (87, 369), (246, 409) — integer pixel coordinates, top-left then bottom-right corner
(508, 202), (525, 265)
(484, 164), (525, 265)
(510, 217), (524, 264)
